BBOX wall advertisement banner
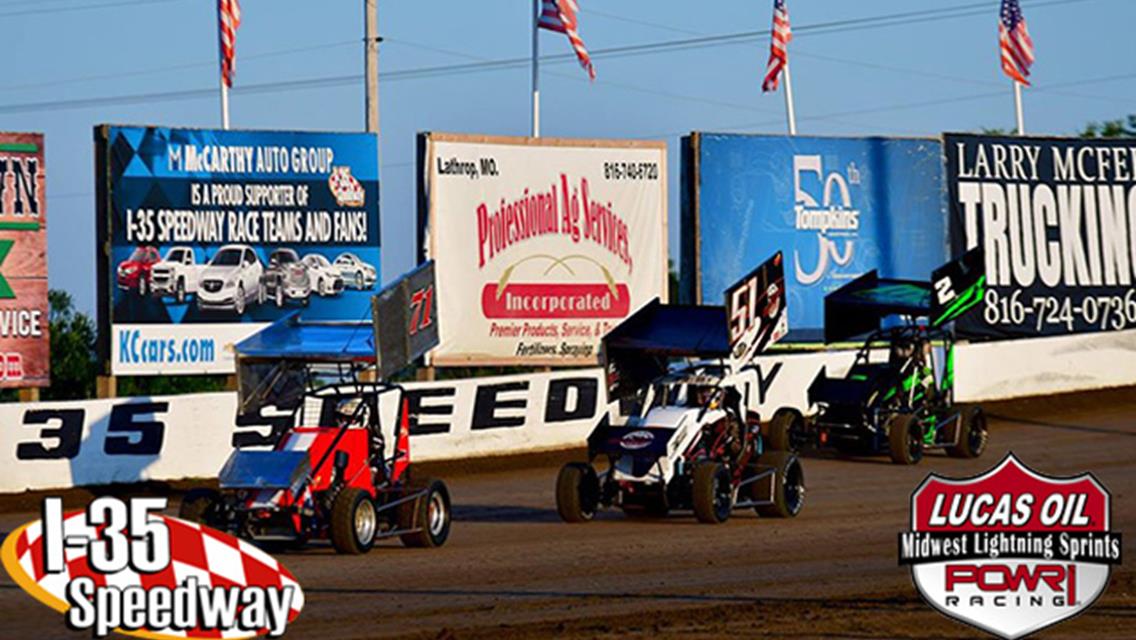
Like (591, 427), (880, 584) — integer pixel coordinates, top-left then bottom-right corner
(95, 126), (380, 375)
(682, 133), (947, 340)
(5, 333), (1131, 493)
(945, 133), (1136, 338)
(419, 133), (668, 366)
(0, 132), (48, 387)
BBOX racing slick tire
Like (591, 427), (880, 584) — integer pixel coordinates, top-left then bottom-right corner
(399, 479), (452, 548)
(556, 463), (599, 523)
(754, 451), (806, 518)
(178, 488), (222, 527)
(330, 487), (377, 555)
(947, 405), (988, 459)
(887, 413), (924, 465)
(767, 408), (805, 452)
(692, 462), (733, 524)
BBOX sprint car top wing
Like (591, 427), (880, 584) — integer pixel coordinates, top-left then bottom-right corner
(602, 252), (786, 402)
(602, 299), (731, 400)
(234, 261), (438, 420)
(823, 248), (984, 343)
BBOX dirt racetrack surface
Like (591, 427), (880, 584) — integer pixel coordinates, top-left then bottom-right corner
(1, 388), (1133, 639)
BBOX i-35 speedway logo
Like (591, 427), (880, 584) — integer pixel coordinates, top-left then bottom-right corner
(899, 453), (1122, 639)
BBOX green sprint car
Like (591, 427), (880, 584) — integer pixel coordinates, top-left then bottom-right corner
(767, 248), (988, 465)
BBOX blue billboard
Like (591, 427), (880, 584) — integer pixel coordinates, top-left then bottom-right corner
(683, 133), (947, 340)
(96, 125), (380, 374)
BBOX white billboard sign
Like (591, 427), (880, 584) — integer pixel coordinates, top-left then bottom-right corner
(420, 133), (668, 366)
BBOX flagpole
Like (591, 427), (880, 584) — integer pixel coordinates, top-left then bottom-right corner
(1013, 80), (1025, 135)
(782, 58), (798, 136)
(531, 0), (540, 138)
(217, 1), (230, 129)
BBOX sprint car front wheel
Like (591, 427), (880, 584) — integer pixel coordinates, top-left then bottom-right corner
(178, 488), (222, 527)
(947, 406), (988, 459)
(692, 462), (733, 524)
(755, 451), (805, 518)
(399, 479), (452, 548)
(887, 413), (923, 465)
(556, 463), (598, 523)
(768, 408), (806, 452)
(330, 487), (377, 554)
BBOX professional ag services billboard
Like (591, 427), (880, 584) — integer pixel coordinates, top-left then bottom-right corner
(96, 126), (379, 375)
(682, 133), (947, 340)
(0, 132), (49, 387)
(946, 132), (1136, 339)
(418, 133), (668, 366)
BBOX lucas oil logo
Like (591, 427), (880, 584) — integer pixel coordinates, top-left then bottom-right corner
(792, 155), (861, 285)
(899, 454), (1122, 639)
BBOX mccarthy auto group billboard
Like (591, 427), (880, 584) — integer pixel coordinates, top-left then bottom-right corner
(0, 132), (48, 387)
(96, 126), (379, 375)
(418, 133), (668, 366)
(946, 133), (1136, 339)
(682, 133), (947, 340)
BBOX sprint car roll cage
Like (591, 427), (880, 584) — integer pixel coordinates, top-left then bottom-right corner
(181, 262), (450, 553)
(769, 248), (989, 464)
(558, 252), (805, 524)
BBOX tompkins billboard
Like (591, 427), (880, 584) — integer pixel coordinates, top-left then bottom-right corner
(682, 133), (947, 340)
(417, 133), (668, 366)
(0, 132), (49, 387)
(96, 126), (380, 375)
(946, 132), (1136, 339)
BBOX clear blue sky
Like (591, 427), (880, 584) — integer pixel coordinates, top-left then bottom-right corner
(3, 0), (1132, 316)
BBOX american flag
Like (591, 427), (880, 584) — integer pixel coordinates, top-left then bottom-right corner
(762, 0), (791, 92)
(999, 0), (1034, 85)
(538, 0), (595, 80)
(218, 0), (242, 88)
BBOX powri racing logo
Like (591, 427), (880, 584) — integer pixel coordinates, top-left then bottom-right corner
(899, 453), (1122, 639)
(1, 496), (303, 638)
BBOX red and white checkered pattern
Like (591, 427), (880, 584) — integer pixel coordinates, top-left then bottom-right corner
(328, 167), (365, 208)
(8, 511), (303, 639)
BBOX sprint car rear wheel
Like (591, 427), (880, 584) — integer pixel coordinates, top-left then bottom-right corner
(755, 451), (805, 518)
(768, 408), (805, 452)
(947, 406), (988, 459)
(556, 463), (598, 523)
(330, 487), (376, 555)
(399, 479), (452, 548)
(887, 413), (923, 465)
(692, 462), (733, 524)
(178, 488), (222, 527)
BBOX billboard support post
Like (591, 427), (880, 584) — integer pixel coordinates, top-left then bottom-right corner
(96, 375), (116, 399)
(1013, 80), (1025, 135)
(365, 0), (380, 135)
(531, 0), (540, 138)
(782, 59), (798, 136)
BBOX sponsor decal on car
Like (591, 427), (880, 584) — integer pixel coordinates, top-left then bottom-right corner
(619, 429), (655, 450)
(899, 453), (1122, 639)
(1, 496), (303, 638)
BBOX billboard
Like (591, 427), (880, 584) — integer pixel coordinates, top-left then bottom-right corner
(0, 132), (49, 387)
(946, 133), (1136, 339)
(96, 126), (379, 375)
(682, 133), (947, 340)
(418, 133), (668, 366)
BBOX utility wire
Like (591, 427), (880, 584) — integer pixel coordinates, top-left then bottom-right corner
(0, 0), (1116, 115)
(0, 0), (183, 18)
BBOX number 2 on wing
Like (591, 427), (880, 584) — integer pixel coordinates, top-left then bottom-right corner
(934, 276), (956, 305)
(409, 285), (434, 336)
